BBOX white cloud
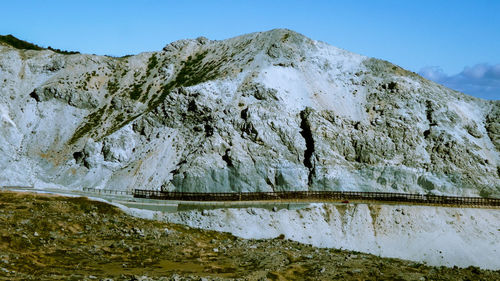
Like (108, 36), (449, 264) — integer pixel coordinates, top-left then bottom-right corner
(419, 64), (500, 100)
(419, 66), (447, 81)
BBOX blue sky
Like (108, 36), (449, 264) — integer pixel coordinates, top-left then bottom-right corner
(1, 0), (499, 99)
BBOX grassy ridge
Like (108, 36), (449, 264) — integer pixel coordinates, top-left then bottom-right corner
(0, 34), (79, 54)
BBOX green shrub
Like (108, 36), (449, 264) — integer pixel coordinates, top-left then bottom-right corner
(146, 54), (158, 76)
(0, 34), (43, 50)
(107, 79), (119, 95)
(47, 46), (80, 55)
(68, 106), (106, 144)
(0, 34), (79, 54)
(129, 82), (144, 100)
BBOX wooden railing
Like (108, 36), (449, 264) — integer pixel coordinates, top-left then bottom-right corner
(133, 189), (500, 207)
(82, 187), (133, 196)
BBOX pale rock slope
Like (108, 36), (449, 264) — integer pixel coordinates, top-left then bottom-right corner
(158, 204), (500, 269)
(0, 29), (498, 196)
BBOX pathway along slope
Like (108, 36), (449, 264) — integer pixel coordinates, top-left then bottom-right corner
(153, 194), (500, 270)
(3, 187), (499, 269)
(133, 190), (500, 208)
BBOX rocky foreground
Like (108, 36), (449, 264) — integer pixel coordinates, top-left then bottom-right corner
(0, 191), (498, 280)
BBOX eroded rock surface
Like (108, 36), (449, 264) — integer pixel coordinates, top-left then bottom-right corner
(0, 29), (498, 196)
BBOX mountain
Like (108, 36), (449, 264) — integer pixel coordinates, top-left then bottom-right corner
(0, 29), (498, 196)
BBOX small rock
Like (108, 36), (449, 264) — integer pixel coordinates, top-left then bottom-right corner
(372, 118), (383, 126)
(170, 274), (182, 281)
(272, 206), (278, 212)
(213, 248), (219, 253)
(409, 262), (420, 268)
(34, 232), (39, 237)
(201, 209), (209, 216)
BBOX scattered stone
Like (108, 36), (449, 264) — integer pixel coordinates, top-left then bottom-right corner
(1, 190), (498, 280)
(164, 228), (174, 236)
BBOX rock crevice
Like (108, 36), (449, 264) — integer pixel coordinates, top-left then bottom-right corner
(299, 108), (316, 186)
(0, 31), (498, 196)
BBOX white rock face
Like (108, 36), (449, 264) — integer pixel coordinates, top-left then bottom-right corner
(158, 204), (500, 270)
(0, 29), (498, 195)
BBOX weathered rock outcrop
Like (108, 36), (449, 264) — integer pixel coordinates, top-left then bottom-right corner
(0, 29), (498, 196)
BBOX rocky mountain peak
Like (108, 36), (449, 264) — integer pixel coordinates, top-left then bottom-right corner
(0, 30), (498, 196)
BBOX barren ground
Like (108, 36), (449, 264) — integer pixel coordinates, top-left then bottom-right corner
(0, 191), (498, 280)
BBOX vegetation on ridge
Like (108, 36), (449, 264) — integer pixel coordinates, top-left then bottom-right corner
(0, 34), (80, 54)
(0, 34), (43, 51)
(68, 106), (106, 144)
(146, 53), (158, 76)
(148, 50), (223, 110)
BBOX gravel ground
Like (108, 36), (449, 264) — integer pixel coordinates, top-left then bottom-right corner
(0, 191), (498, 280)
